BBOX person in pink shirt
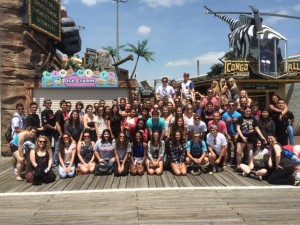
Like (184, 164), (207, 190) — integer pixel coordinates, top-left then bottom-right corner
(58, 133), (76, 178)
(201, 88), (220, 111)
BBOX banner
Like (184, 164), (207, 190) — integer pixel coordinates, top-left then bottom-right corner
(42, 69), (118, 88)
(224, 60), (250, 77)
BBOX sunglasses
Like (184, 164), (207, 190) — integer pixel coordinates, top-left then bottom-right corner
(207, 91), (213, 94)
(67, 105), (71, 107)
(38, 140), (46, 144)
(213, 139), (217, 145)
(84, 135), (90, 138)
(63, 137), (69, 140)
(162, 80), (168, 83)
(46, 102), (52, 105)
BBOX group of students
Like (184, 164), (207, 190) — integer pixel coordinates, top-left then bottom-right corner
(8, 73), (299, 186)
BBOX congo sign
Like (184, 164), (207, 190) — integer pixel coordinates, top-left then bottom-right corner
(28, 0), (61, 41)
(224, 61), (250, 77)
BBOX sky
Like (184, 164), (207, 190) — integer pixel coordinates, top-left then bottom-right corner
(61, 0), (300, 86)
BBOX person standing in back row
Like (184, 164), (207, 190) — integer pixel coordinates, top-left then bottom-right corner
(180, 72), (195, 106)
(155, 77), (175, 103)
(41, 99), (56, 145)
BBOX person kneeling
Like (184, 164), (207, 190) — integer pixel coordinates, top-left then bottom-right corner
(146, 131), (165, 175)
(58, 133), (76, 178)
(206, 125), (227, 174)
(186, 131), (209, 175)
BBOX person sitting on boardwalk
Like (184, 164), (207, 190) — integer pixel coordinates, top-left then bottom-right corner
(77, 130), (96, 174)
(186, 131), (209, 175)
(130, 131), (147, 176)
(206, 125), (227, 174)
(240, 140), (269, 181)
(169, 131), (187, 176)
(113, 131), (131, 176)
(58, 133), (77, 178)
(146, 130), (165, 175)
(93, 129), (115, 175)
(29, 136), (56, 185)
(267, 133), (299, 186)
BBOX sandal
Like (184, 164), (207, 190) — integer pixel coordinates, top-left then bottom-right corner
(16, 177), (24, 181)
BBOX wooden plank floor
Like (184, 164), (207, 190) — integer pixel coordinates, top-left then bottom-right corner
(0, 156), (272, 193)
(1, 189), (300, 224)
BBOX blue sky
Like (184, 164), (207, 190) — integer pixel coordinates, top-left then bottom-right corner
(62, 0), (300, 85)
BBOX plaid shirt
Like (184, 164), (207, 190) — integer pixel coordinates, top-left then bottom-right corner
(169, 141), (186, 164)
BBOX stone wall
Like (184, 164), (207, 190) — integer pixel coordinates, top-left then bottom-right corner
(1, 0), (48, 155)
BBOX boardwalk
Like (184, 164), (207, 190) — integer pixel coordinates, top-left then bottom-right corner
(0, 157), (270, 193)
(1, 157), (300, 225)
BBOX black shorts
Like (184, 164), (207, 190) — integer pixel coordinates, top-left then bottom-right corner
(10, 144), (18, 153)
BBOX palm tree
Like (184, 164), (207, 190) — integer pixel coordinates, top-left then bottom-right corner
(124, 39), (155, 79)
(102, 45), (125, 64)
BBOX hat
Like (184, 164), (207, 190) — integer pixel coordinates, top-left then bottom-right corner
(209, 124), (218, 130)
(43, 99), (51, 104)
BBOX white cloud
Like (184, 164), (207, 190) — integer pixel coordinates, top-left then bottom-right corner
(263, 9), (291, 25)
(140, 0), (187, 8)
(80, 0), (110, 6)
(294, 3), (300, 12)
(166, 51), (225, 67)
(137, 25), (151, 36)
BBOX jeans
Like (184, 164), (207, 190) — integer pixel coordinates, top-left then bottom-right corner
(53, 138), (59, 167)
(287, 125), (294, 145)
(59, 162), (75, 179)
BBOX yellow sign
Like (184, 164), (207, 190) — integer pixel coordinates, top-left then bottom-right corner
(224, 61), (250, 77)
(283, 60), (300, 73)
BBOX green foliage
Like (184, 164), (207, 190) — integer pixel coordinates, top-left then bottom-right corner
(207, 63), (224, 78)
(62, 59), (83, 72)
(124, 39), (155, 79)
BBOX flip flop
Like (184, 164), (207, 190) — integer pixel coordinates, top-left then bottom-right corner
(16, 177), (24, 181)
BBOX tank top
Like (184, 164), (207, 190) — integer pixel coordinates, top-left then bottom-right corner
(80, 142), (94, 163)
(133, 143), (144, 158)
(35, 150), (49, 169)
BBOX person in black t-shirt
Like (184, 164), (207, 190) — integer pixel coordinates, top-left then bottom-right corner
(53, 100), (67, 167)
(41, 99), (56, 144)
(25, 102), (42, 136)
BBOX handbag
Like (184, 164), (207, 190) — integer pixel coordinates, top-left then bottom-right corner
(94, 162), (113, 175)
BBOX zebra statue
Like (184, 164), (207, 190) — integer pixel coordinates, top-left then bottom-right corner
(208, 13), (286, 60)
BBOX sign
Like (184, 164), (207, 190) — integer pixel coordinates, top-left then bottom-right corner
(224, 61), (250, 77)
(283, 60), (300, 74)
(42, 69), (118, 88)
(242, 83), (279, 90)
(28, 0), (61, 41)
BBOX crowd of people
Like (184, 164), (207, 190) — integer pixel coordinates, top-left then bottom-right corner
(8, 73), (299, 186)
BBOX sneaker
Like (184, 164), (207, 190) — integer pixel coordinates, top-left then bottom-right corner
(242, 172), (247, 177)
(294, 181), (300, 186)
(254, 175), (262, 181)
(222, 165), (227, 171)
(13, 168), (17, 175)
(209, 166), (216, 175)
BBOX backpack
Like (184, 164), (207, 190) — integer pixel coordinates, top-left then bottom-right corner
(281, 148), (300, 166)
(5, 115), (19, 143)
(190, 139), (203, 154)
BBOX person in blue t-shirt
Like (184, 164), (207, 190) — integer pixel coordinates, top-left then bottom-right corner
(186, 131), (209, 174)
(146, 110), (166, 141)
(221, 100), (242, 165)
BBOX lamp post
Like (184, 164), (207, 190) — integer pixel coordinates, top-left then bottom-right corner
(113, 0), (128, 62)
